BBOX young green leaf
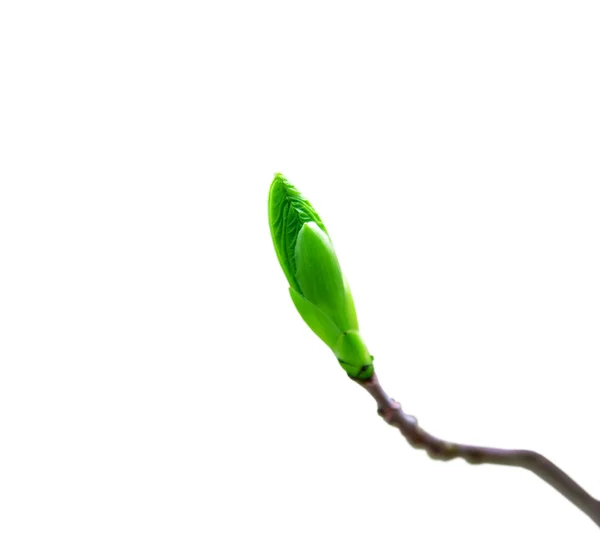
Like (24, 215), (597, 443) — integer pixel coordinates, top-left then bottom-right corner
(294, 222), (350, 331)
(268, 173), (373, 380)
(268, 173), (327, 292)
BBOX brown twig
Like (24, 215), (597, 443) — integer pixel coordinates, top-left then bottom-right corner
(355, 373), (600, 529)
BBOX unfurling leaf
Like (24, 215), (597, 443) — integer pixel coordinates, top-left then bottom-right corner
(268, 173), (374, 380)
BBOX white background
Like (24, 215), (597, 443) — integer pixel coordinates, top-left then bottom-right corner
(1, 1), (599, 549)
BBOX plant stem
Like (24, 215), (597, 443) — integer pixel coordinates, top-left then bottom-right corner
(355, 373), (600, 529)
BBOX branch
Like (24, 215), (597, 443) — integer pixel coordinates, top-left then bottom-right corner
(355, 373), (600, 529)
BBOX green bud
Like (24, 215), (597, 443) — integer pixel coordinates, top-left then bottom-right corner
(268, 173), (374, 380)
